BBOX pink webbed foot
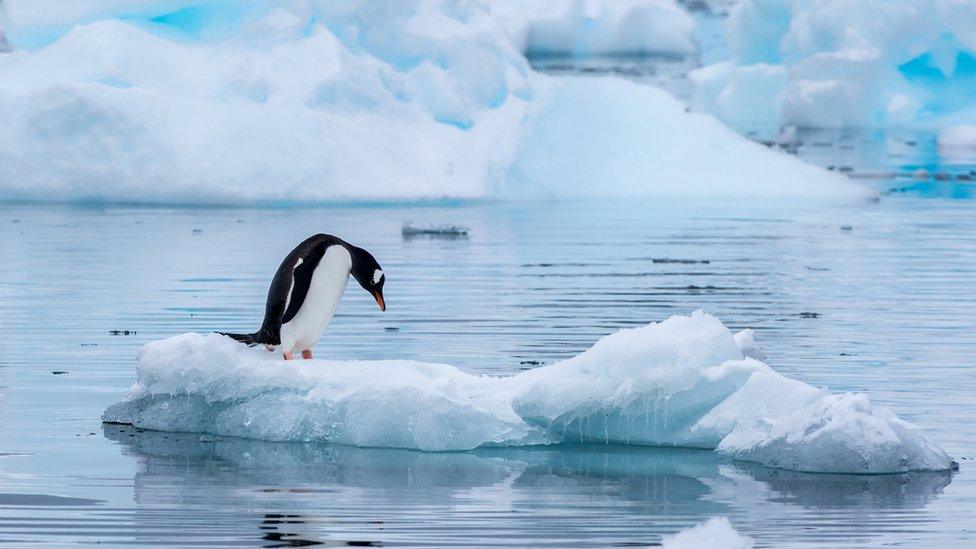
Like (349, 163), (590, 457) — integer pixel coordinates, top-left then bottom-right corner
(301, 349), (313, 360)
(283, 351), (294, 360)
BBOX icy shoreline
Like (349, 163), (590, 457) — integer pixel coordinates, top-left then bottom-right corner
(104, 311), (952, 474)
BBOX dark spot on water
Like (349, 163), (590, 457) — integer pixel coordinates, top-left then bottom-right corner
(51, 370), (68, 375)
(80, 343), (98, 346)
(840, 225), (853, 231)
(827, 165), (836, 171)
(192, 228), (203, 234)
(384, 327), (399, 332)
(840, 352), (858, 356)
(799, 312), (821, 318)
(109, 330), (137, 335)
(346, 542), (382, 547)
(838, 166), (854, 173)
(807, 266), (830, 271)
(261, 531), (323, 546)
(11, 219), (19, 223)
(652, 258), (710, 264)
(520, 360), (541, 365)
(905, 140), (916, 146)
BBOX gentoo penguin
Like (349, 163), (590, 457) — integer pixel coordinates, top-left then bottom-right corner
(220, 234), (385, 360)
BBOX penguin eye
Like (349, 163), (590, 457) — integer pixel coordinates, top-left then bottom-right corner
(372, 269), (384, 285)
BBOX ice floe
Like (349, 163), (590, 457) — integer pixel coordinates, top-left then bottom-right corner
(692, 0), (976, 132)
(0, 1), (868, 203)
(104, 311), (952, 473)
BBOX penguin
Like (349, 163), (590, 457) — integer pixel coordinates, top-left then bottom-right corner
(220, 234), (386, 360)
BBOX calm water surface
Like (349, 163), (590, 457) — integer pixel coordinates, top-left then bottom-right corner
(1, 193), (975, 547)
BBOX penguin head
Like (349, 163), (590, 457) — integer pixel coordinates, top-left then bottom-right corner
(349, 245), (386, 311)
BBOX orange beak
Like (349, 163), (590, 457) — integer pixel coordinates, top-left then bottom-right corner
(373, 290), (386, 311)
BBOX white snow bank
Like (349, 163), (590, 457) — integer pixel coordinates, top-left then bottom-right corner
(493, 0), (696, 57)
(663, 517), (753, 549)
(692, 0), (976, 131)
(0, 0), (868, 204)
(104, 312), (952, 474)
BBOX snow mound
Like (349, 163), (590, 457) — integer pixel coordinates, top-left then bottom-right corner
(663, 517), (753, 549)
(493, 0), (697, 57)
(507, 77), (863, 200)
(0, 0), (866, 204)
(104, 311), (952, 474)
(691, 0), (976, 131)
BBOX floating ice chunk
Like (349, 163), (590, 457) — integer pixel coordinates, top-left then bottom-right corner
(104, 312), (952, 473)
(692, 0), (976, 131)
(402, 222), (469, 237)
(662, 517), (753, 549)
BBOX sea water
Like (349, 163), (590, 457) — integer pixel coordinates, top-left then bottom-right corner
(1, 183), (975, 546)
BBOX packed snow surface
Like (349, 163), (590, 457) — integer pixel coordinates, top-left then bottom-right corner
(662, 517), (753, 549)
(692, 0), (976, 132)
(104, 312), (952, 474)
(0, 0), (866, 203)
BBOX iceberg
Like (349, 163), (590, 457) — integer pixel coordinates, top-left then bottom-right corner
(691, 0), (976, 132)
(104, 311), (953, 474)
(0, 0), (868, 204)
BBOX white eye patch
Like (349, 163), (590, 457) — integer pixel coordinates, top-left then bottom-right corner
(372, 269), (384, 284)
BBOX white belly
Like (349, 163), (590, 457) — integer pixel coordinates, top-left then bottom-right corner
(279, 245), (351, 353)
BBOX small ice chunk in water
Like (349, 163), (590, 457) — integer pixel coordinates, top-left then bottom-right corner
(104, 311), (953, 474)
(402, 222), (469, 237)
(662, 517), (753, 549)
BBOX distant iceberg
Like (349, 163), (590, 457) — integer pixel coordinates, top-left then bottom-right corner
(691, 0), (976, 133)
(0, 1), (868, 204)
(493, 0), (697, 57)
(104, 311), (952, 474)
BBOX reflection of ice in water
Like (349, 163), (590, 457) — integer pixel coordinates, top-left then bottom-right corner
(102, 423), (952, 547)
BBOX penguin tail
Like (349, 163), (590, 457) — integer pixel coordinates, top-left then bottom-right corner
(218, 331), (262, 347)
